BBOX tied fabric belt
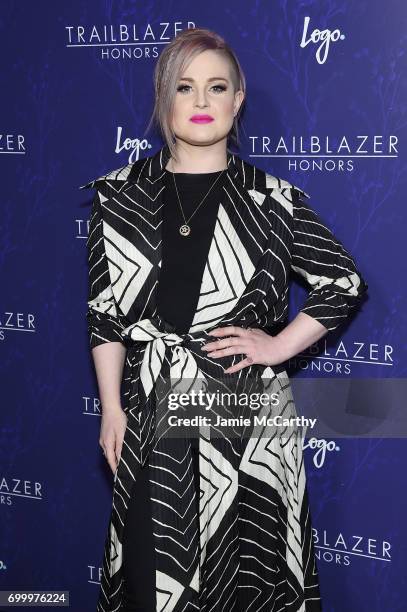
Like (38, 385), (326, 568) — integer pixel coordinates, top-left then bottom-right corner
(121, 315), (208, 400)
(120, 316), (209, 467)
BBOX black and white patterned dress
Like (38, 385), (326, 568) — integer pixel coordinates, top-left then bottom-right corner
(81, 143), (368, 612)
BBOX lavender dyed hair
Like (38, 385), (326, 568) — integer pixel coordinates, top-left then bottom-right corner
(144, 27), (246, 163)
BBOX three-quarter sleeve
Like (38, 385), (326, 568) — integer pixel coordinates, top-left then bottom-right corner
(290, 189), (368, 332)
(86, 190), (128, 348)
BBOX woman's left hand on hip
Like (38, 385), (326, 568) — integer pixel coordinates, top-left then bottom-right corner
(202, 325), (288, 374)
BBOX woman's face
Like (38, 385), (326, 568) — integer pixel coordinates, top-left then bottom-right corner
(170, 49), (244, 148)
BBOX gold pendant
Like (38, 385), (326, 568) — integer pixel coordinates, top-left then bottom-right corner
(179, 224), (191, 236)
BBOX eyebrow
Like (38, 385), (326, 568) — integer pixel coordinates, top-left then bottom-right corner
(178, 77), (229, 83)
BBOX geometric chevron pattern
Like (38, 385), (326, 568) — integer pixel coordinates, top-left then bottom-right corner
(190, 202), (257, 332)
(103, 219), (154, 317)
(81, 143), (368, 611)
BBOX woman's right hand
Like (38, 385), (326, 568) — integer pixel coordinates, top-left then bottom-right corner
(99, 407), (128, 474)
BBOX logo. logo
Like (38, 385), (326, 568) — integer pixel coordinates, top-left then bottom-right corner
(300, 16), (345, 64)
(303, 437), (339, 468)
(115, 128), (152, 163)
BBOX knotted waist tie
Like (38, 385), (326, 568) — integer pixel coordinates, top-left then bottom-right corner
(120, 315), (209, 466)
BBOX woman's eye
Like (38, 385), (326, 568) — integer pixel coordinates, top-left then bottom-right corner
(176, 84), (227, 93)
(212, 85), (227, 93)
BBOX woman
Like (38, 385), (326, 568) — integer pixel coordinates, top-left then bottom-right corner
(81, 27), (368, 612)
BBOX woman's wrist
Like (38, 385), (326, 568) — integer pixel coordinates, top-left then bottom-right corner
(273, 312), (329, 363)
(101, 401), (123, 415)
(266, 333), (292, 365)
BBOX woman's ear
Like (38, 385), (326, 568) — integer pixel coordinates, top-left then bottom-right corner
(233, 89), (245, 115)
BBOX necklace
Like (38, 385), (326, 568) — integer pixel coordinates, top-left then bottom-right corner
(169, 158), (226, 236)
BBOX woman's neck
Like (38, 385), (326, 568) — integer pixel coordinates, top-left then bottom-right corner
(165, 142), (228, 174)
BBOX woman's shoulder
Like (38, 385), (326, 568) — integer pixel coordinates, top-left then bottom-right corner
(237, 154), (309, 200)
(263, 171), (311, 217)
(78, 157), (148, 191)
(241, 156), (310, 218)
(264, 172), (310, 200)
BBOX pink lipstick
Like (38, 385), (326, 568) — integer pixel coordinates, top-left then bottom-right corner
(190, 115), (214, 124)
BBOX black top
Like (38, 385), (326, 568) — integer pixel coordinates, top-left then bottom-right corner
(157, 169), (226, 333)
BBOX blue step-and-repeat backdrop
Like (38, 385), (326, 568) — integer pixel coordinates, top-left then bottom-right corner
(1, 1), (406, 611)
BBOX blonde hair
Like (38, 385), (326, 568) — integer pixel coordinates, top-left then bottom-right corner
(144, 27), (246, 162)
